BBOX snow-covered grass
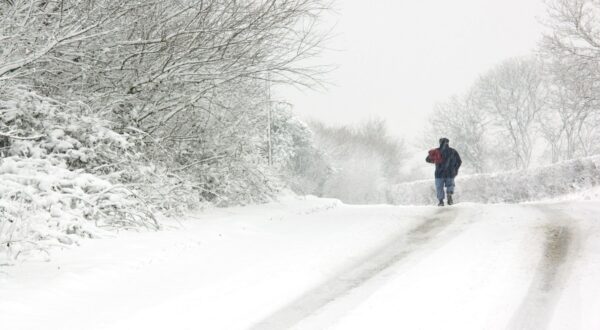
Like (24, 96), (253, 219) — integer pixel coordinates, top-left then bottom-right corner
(388, 155), (600, 205)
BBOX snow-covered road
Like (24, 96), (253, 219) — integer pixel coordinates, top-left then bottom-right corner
(1, 197), (600, 330)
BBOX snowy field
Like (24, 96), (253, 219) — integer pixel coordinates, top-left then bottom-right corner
(1, 195), (600, 330)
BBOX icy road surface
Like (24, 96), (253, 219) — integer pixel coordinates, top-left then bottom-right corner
(1, 197), (600, 330)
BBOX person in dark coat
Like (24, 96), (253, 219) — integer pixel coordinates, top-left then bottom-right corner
(426, 137), (462, 206)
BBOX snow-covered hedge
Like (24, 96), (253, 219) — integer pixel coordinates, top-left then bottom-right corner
(388, 155), (600, 205)
(0, 85), (159, 260)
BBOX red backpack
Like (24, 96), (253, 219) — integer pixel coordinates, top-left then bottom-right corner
(427, 148), (443, 164)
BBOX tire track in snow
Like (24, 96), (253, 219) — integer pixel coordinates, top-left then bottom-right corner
(251, 207), (461, 330)
(509, 207), (578, 330)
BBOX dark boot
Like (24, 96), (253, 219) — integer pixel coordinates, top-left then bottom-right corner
(447, 193), (453, 205)
(438, 200), (444, 207)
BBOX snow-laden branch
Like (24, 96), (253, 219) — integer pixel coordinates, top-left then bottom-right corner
(0, 131), (45, 140)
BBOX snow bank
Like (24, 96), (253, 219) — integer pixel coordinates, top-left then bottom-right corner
(388, 155), (600, 205)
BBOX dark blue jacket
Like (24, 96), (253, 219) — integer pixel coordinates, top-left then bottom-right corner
(426, 146), (462, 178)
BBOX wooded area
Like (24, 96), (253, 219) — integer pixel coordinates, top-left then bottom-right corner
(0, 0), (332, 256)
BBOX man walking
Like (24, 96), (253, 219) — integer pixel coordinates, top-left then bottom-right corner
(426, 138), (462, 206)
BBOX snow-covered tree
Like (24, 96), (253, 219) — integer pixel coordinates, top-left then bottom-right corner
(540, 59), (599, 159)
(0, 0), (332, 256)
(540, 0), (600, 159)
(474, 57), (546, 169)
(0, 0), (331, 206)
(427, 93), (489, 173)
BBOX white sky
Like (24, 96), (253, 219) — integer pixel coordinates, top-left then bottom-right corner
(279, 0), (547, 141)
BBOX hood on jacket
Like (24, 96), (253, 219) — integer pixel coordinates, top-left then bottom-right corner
(439, 137), (450, 149)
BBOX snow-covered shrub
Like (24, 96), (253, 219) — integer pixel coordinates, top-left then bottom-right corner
(269, 107), (331, 195)
(0, 84), (135, 168)
(388, 155), (600, 205)
(0, 84), (158, 260)
(136, 82), (284, 208)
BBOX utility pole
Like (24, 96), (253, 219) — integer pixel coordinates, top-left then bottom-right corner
(266, 72), (273, 166)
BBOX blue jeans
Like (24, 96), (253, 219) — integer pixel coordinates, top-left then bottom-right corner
(435, 178), (455, 201)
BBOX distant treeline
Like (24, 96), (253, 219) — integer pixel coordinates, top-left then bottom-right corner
(303, 119), (405, 204)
